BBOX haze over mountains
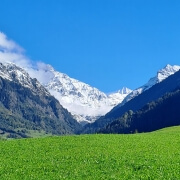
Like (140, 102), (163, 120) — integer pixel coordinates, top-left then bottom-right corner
(11, 62), (132, 124)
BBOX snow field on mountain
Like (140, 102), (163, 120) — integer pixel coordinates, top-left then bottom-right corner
(26, 63), (132, 123)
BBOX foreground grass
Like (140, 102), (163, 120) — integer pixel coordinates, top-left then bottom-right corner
(0, 126), (180, 179)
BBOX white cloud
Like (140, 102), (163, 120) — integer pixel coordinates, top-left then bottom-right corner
(27, 63), (54, 84)
(0, 32), (24, 53)
(0, 32), (32, 68)
(0, 31), (54, 84)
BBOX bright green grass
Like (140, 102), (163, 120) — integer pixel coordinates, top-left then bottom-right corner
(0, 126), (180, 180)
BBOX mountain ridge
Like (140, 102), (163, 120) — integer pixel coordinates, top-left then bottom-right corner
(1, 59), (180, 126)
(82, 65), (180, 134)
(99, 88), (180, 134)
(119, 64), (180, 107)
(0, 62), (81, 138)
(26, 63), (132, 124)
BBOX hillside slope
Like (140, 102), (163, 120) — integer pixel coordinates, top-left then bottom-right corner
(0, 63), (81, 138)
(83, 69), (180, 133)
(100, 89), (180, 134)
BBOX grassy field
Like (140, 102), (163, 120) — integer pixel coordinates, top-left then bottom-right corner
(0, 126), (180, 179)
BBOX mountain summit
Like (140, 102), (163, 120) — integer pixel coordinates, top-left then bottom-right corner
(119, 64), (180, 107)
(27, 64), (132, 124)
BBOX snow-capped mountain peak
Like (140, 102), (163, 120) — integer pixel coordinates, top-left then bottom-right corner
(117, 87), (132, 94)
(0, 62), (50, 96)
(25, 64), (132, 124)
(120, 64), (180, 106)
(157, 64), (180, 82)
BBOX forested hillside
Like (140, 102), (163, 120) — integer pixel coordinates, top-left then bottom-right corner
(83, 70), (180, 134)
(100, 89), (180, 134)
(0, 64), (81, 138)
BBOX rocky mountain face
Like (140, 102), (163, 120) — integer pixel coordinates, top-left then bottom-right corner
(82, 65), (180, 134)
(0, 62), (81, 138)
(26, 64), (132, 124)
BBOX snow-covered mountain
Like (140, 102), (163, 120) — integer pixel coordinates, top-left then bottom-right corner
(0, 60), (131, 124)
(1, 60), (179, 125)
(108, 87), (132, 106)
(0, 62), (50, 96)
(1, 32), (180, 125)
(0, 62), (81, 136)
(0, 31), (132, 124)
(120, 64), (180, 107)
(25, 64), (132, 124)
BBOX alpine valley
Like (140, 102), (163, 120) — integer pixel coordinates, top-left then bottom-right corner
(1, 31), (180, 130)
(0, 58), (180, 137)
(17, 62), (180, 125)
(22, 63), (133, 124)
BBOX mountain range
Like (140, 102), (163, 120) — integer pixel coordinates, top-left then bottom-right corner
(22, 62), (180, 125)
(82, 64), (180, 133)
(0, 59), (180, 137)
(23, 63), (132, 124)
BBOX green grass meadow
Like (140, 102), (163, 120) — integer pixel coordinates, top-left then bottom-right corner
(0, 126), (180, 179)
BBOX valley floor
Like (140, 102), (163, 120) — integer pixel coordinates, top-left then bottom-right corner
(0, 126), (180, 179)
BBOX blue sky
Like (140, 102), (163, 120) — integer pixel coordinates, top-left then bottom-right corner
(0, 0), (180, 92)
